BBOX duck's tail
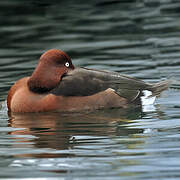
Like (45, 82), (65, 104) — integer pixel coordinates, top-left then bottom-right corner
(149, 80), (171, 97)
(139, 80), (171, 106)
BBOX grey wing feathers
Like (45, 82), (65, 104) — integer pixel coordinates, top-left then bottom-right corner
(51, 68), (109, 96)
(51, 67), (169, 101)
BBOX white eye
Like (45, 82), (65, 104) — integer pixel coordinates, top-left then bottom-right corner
(65, 62), (70, 67)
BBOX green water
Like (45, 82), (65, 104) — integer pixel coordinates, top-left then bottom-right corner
(0, 0), (180, 179)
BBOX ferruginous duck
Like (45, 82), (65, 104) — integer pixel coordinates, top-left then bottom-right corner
(7, 49), (169, 113)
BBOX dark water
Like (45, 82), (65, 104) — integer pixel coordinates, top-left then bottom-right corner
(0, 0), (180, 179)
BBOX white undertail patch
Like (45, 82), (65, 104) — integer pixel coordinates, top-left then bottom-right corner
(141, 90), (156, 106)
(141, 90), (156, 112)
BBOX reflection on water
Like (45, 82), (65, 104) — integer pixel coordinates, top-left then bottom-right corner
(9, 108), (141, 152)
(6, 108), (143, 178)
(0, 0), (180, 179)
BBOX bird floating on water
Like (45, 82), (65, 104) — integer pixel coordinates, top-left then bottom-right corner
(7, 49), (169, 113)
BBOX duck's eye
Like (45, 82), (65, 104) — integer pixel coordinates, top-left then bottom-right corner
(65, 62), (70, 67)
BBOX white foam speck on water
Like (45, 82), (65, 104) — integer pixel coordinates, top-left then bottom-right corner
(143, 128), (157, 134)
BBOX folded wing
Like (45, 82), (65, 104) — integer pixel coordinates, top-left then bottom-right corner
(51, 67), (169, 102)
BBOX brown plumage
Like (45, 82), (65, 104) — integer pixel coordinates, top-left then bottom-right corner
(7, 49), (170, 113)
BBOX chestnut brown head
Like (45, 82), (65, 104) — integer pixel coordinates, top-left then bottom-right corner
(28, 49), (74, 93)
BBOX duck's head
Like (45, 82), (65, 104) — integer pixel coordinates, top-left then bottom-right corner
(28, 49), (74, 93)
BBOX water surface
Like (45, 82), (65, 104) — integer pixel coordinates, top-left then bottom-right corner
(0, 0), (180, 179)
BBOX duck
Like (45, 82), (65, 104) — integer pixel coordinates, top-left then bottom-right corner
(7, 49), (169, 113)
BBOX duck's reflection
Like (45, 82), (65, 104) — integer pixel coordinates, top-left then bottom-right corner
(8, 107), (143, 158)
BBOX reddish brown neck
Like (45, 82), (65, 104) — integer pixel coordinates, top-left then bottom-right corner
(27, 62), (68, 94)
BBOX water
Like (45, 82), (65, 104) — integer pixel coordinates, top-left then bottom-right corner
(0, 0), (180, 179)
